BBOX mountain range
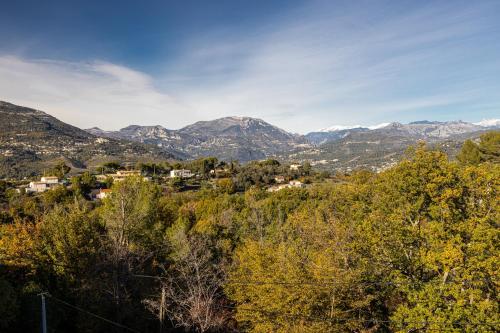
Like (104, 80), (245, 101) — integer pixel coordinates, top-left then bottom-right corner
(87, 117), (309, 162)
(0, 100), (498, 177)
(87, 117), (499, 171)
(305, 120), (492, 145)
(0, 101), (176, 178)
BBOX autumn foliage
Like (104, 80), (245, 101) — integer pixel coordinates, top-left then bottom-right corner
(0, 133), (499, 332)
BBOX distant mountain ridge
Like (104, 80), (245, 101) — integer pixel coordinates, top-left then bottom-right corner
(87, 114), (499, 172)
(306, 120), (498, 145)
(299, 119), (498, 172)
(0, 101), (177, 178)
(1, 100), (498, 178)
(87, 116), (310, 161)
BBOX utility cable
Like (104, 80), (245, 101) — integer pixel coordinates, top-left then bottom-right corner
(46, 294), (142, 333)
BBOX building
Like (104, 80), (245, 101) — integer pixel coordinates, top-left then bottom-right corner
(106, 170), (149, 182)
(27, 181), (49, 193)
(290, 164), (302, 171)
(96, 189), (112, 199)
(289, 180), (305, 188)
(41, 176), (59, 184)
(267, 184), (289, 192)
(116, 170), (141, 176)
(170, 169), (193, 178)
(96, 174), (108, 182)
(274, 175), (285, 183)
(210, 168), (230, 177)
(26, 176), (60, 193)
(267, 180), (305, 192)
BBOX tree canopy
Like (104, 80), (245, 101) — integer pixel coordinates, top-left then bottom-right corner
(0, 136), (499, 332)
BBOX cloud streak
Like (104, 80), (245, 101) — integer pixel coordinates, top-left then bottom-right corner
(167, 1), (500, 132)
(0, 56), (192, 130)
(0, 1), (499, 133)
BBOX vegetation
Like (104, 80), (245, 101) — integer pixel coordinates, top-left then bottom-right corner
(457, 131), (500, 165)
(0, 133), (498, 332)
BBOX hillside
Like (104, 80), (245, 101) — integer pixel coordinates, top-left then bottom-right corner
(1, 140), (498, 332)
(88, 116), (310, 161)
(305, 120), (493, 144)
(90, 116), (498, 168)
(300, 121), (497, 171)
(2, 100), (498, 176)
(0, 101), (178, 178)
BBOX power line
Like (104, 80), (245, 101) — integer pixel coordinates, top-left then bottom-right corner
(225, 279), (401, 287)
(46, 294), (142, 333)
(131, 274), (499, 329)
(132, 273), (490, 289)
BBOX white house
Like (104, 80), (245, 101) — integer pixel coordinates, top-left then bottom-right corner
(107, 170), (148, 182)
(41, 176), (59, 184)
(170, 169), (193, 178)
(274, 175), (285, 183)
(267, 180), (305, 192)
(27, 181), (49, 193)
(290, 164), (302, 171)
(96, 189), (112, 199)
(289, 180), (305, 188)
(26, 176), (61, 193)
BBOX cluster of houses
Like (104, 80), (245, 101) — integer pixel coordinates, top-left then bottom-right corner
(96, 170), (151, 182)
(94, 169), (194, 182)
(169, 169), (193, 178)
(267, 179), (305, 192)
(19, 163), (306, 197)
(26, 176), (62, 193)
(21, 168), (196, 197)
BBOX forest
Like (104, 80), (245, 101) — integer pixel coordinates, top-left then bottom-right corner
(0, 132), (499, 333)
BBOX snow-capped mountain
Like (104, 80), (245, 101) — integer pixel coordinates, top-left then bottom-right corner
(474, 119), (500, 127)
(88, 116), (498, 159)
(367, 122), (391, 130)
(319, 122), (391, 132)
(319, 124), (364, 132)
(380, 121), (484, 138)
(305, 120), (498, 145)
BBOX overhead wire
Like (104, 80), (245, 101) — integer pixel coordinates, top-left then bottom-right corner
(46, 293), (142, 333)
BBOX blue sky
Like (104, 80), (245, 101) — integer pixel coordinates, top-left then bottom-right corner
(0, 0), (499, 133)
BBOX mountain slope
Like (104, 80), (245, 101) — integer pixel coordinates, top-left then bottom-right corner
(3, 100), (498, 176)
(297, 121), (498, 172)
(306, 120), (493, 145)
(376, 121), (484, 138)
(89, 116), (310, 161)
(306, 127), (370, 145)
(178, 117), (309, 161)
(0, 101), (178, 178)
(87, 125), (192, 158)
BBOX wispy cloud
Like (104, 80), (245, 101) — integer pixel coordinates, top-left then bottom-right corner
(0, 1), (499, 133)
(164, 1), (500, 132)
(0, 56), (192, 130)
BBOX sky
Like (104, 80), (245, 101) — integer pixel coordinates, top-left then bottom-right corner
(0, 0), (499, 133)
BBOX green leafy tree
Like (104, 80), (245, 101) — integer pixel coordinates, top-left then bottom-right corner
(36, 201), (102, 282)
(477, 131), (500, 163)
(71, 172), (96, 196)
(216, 178), (236, 194)
(101, 161), (121, 173)
(49, 161), (71, 178)
(457, 139), (482, 165)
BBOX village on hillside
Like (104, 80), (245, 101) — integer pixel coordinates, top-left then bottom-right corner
(8, 158), (327, 201)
